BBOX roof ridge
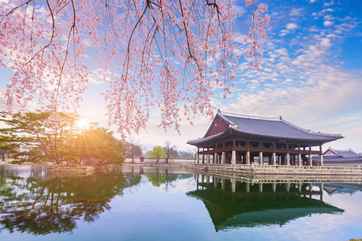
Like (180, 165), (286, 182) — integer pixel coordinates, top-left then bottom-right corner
(220, 110), (281, 121)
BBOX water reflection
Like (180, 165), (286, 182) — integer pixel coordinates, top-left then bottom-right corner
(188, 174), (344, 231)
(0, 165), (192, 236)
(0, 166), (141, 235)
(1, 165), (361, 240)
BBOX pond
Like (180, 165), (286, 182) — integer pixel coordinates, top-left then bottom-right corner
(0, 164), (362, 241)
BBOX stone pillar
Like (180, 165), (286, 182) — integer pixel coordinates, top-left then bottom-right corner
(246, 151), (251, 165)
(320, 145), (324, 166)
(286, 153), (290, 166)
(207, 153), (211, 164)
(298, 153), (302, 166)
(272, 153), (277, 165)
(231, 179), (236, 193)
(221, 152), (225, 164)
(259, 183), (263, 192)
(202, 150), (205, 164)
(320, 183), (324, 201)
(320, 154), (324, 166)
(259, 152), (263, 166)
(246, 182), (250, 192)
(231, 150), (236, 165)
(298, 182), (302, 193)
(203, 175), (208, 184)
(309, 146), (313, 167)
(196, 148), (199, 164)
(221, 179), (225, 190)
(272, 182), (277, 192)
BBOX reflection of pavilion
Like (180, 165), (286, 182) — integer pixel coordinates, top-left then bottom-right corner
(323, 183), (362, 194)
(188, 174), (343, 231)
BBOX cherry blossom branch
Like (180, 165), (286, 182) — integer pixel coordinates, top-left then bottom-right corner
(55, 0), (77, 108)
(23, 0), (56, 66)
(122, 2), (148, 82)
(178, 0), (202, 75)
(1, 0), (33, 17)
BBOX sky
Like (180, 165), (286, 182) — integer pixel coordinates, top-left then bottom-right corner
(1, 0), (362, 152)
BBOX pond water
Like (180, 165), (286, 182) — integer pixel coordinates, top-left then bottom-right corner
(0, 165), (362, 241)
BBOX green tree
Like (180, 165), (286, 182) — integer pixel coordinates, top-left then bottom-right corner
(0, 112), (124, 165)
(147, 146), (166, 161)
(0, 111), (76, 163)
(73, 127), (124, 164)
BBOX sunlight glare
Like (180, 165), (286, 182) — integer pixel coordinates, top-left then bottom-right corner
(75, 118), (90, 130)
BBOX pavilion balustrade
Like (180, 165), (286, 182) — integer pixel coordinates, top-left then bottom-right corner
(196, 141), (324, 167)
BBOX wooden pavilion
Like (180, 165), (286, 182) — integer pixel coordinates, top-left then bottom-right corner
(187, 110), (343, 167)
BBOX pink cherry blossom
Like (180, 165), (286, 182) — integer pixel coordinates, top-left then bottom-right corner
(0, 0), (270, 136)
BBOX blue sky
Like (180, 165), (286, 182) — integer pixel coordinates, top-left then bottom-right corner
(1, 0), (362, 152)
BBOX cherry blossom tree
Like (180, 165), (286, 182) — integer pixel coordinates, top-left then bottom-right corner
(0, 0), (270, 136)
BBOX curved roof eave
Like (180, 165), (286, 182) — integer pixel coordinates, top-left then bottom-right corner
(187, 127), (342, 146)
(229, 126), (343, 144)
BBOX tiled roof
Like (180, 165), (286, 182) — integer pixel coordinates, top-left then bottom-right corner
(188, 110), (343, 145)
(222, 112), (342, 141)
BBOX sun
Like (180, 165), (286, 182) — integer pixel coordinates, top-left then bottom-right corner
(75, 118), (90, 130)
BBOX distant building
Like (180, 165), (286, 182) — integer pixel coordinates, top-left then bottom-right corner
(322, 148), (362, 165)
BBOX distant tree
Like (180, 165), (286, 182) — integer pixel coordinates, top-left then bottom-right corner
(147, 146), (166, 162)
(124, 143), (143, 161)
(164, 141), (177, 163)
(176, 151), (194, 160)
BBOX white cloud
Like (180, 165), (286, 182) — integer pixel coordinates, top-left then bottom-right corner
(290, 8), (302, 17)
(324, 20), (334, 27)
(320, 38), (331, 48)
(229, 67), (362, 118)
(227, 65), (362, 151)
(280, 23), (298, 36)
(286, 23), (298, 30)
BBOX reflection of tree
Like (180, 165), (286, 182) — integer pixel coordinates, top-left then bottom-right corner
(146, 169), (192, 187)
(0, 171), (141, 235)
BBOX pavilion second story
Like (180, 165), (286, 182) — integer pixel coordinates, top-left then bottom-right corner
(187, 110), (343, 167)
